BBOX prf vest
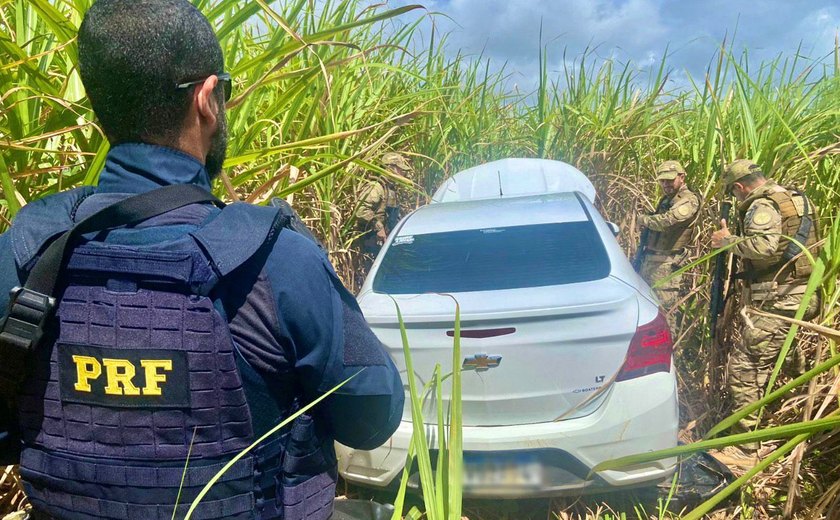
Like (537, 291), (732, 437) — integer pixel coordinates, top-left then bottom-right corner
(645, 188), (700, 253)
(737, 183), (819, 284)
(11, 188), (337, 520)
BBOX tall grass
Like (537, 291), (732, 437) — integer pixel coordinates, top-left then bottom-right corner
(389, 297), (463, 520)
(2, 0), (840, 518)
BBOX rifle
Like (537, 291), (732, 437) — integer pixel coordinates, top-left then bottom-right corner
(632, 197), (672, 272)
(709, 200), (732, 336)
(632, 227), (650, 272)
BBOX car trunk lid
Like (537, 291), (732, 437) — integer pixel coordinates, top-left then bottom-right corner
(359, 276), (639, 426)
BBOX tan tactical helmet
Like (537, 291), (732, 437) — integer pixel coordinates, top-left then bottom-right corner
(722, 159), (763, 187)
(381, 152), (413, 172)
(655, 160), (686, 181)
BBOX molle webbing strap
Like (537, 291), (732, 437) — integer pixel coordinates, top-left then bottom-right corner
(280, 471), (336, 520)
(765, 190), (798, 236)
(647, 192), (696, 251)
(22, 448), (254, 488)
(28, 488), (254, 520)
(779, 191), (813, 263)
(764, 189), (813, 262)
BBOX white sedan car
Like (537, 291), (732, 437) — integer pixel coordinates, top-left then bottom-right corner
(338, 158), (679, 497)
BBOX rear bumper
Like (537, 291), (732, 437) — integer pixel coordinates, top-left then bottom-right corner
(336, 371), (679, 497)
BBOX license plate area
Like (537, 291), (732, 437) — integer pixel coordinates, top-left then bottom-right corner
(462, 451), (544, 489)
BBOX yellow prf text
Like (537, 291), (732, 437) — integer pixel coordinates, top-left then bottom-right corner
(72, 355), (173, 396)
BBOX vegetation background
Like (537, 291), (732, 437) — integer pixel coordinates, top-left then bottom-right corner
(1, 0), (839, 518)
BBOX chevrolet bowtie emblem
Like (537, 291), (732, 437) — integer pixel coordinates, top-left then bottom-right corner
(462, 354), (502, 372)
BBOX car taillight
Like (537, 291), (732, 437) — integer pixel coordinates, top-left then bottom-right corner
(616, 312), (673, 382)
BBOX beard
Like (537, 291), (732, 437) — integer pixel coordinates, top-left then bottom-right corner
(205, 104), (228, 181)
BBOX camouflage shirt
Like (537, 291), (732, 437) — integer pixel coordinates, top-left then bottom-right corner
(722, 181), (818, 284)
(357, 181), (398, 233)
(720, 182), (784, 261)
(639, 184), (701, 252)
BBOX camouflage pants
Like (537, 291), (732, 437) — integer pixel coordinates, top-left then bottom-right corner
(727, 291), (819, 436)
(640, 255), (683, 331)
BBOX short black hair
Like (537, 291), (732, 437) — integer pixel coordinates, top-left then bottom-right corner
(78, 0), (223, 143)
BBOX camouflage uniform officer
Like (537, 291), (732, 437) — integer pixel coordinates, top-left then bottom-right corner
(637, 161), (701, 328)
(357, 152), (412, 258)
(712, 159), (819, 440)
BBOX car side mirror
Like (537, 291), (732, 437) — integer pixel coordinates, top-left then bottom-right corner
(607, 222), (620, 236)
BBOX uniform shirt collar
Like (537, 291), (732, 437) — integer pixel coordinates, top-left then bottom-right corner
(753, 180), (778, 194)
(96, 143), (212, 194)
(739, 180), (778, 211)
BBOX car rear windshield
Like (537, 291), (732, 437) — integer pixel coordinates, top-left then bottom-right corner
(372, 221), (611, 294)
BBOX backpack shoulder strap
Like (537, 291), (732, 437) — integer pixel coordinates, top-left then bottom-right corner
(190, 202), (284, 277)
(10, 186), (96, 271)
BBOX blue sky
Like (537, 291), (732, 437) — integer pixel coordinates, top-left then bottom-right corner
(376, 0), (840, 92)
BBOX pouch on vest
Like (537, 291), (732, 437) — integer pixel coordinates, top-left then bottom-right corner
(276, 413), (337, 520)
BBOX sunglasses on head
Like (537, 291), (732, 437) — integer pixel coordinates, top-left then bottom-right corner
(175, 72), (232, 102)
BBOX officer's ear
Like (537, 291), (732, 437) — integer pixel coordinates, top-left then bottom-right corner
(193, 75), (219, 129)
(730, 181), (747, 199)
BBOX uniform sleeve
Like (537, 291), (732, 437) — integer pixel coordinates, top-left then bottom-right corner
(722, 199), (782, 260)
(318, 273), (404, 449)
(357, 183), (385, 233)
(641, 192), (699, 232)
(267, 234), (403, 449)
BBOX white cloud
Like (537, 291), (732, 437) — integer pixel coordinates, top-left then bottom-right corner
(372, 0), (840, 90)
(431, 0), (666, 62)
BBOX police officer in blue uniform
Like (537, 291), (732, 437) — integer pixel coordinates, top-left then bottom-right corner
(0, 1), (403, 519)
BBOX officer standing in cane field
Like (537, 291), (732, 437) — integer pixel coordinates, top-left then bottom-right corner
(636, 160), (701, 331)
(711, 159), (819, 460)
(0, 1), (403, 518)
(356, 152), (412, 261)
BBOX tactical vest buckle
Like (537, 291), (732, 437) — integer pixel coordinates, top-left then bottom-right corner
(0, 287), (56, 394)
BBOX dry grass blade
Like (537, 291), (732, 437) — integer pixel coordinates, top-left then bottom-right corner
(747, 309), (840, 343)
(0, 466), (27, 515)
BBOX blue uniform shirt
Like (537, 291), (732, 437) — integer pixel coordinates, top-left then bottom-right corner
(0, 143), (403, 451)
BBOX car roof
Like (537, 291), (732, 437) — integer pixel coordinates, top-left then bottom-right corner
(397, 192), (589, 236)
(432, 158), (597, 204)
